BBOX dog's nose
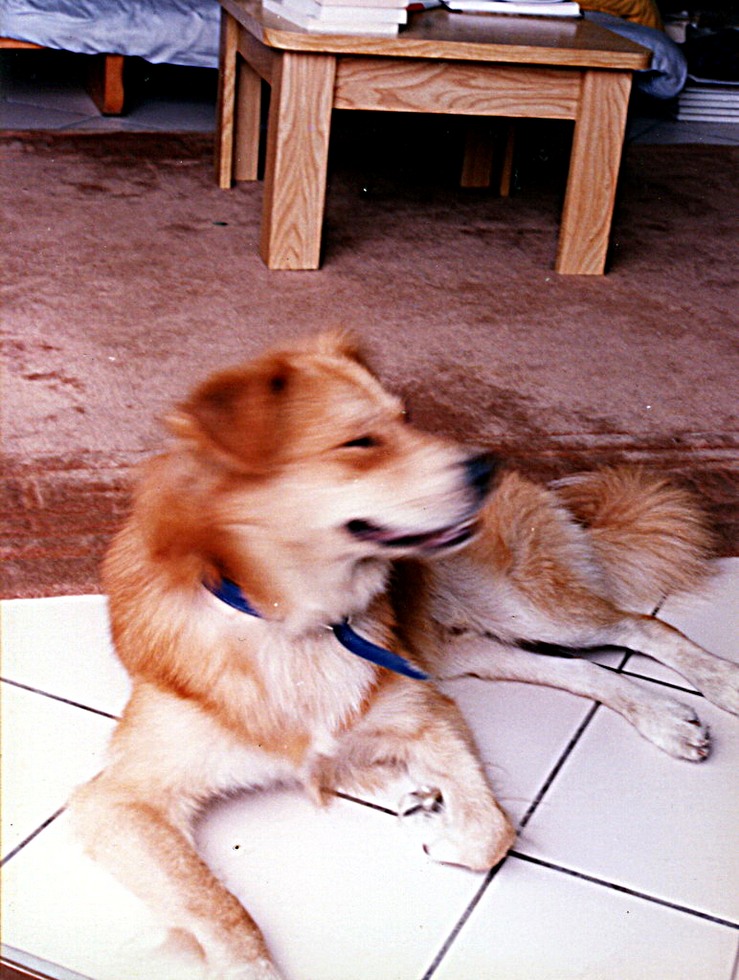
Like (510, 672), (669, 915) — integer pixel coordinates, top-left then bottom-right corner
(463, 453), (498, 502)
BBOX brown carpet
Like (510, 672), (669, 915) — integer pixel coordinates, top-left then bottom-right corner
(2, 125), (737, 597)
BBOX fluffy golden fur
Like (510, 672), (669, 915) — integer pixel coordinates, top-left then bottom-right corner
(70, 332), (738, 979)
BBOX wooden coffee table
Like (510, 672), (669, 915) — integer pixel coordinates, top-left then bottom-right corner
(215, 0), (649, 274)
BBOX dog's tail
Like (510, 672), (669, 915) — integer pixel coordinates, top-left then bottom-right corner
(552, 466), (714, 611)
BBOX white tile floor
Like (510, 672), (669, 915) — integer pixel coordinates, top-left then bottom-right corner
(2, 48), (739, 145)
(1, 560), (738, 979)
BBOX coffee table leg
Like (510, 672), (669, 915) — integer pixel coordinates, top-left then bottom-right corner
(234, 60), (262, 182)
(260, 52), (337, 270)
(556, 69), (632, 275)
(460, 120), (515, 197)
(215, 10), (238, 190)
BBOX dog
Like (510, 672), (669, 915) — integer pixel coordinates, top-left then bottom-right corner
(70, 331), (738, 979)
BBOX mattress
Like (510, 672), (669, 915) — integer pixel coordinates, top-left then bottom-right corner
(0, 0), (221, 68)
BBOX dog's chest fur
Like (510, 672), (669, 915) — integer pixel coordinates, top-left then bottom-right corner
(149, 587), (384, 763)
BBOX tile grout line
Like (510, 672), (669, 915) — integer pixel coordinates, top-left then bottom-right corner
(420, 654), (629, 978)
(509, 850), (739, 931)
(606, 664), (703, 697)
(419, 629), (737, 978)
(419, 861), (508, 980)
(0, 677), (120, 720)
(1, 806), (66, 868)
(516, 648), (639, 835)
(516, 699), (603, 833)
(331, 790), (397, 816)
(4, 589), (731, 973)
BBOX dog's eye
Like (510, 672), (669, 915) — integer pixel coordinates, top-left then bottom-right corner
(340, 436), (378, 449)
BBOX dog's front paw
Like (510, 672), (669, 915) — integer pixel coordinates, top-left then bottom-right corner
(398, 786), (445, 823)
(400, 789), (515, 871)
(423, 808), (516, 871)
(422, 830), (509, 871)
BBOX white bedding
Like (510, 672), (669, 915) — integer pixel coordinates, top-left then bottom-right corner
(0, 0), (221, 68)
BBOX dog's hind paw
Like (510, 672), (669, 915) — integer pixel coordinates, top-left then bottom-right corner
(632, 698), (711, 762)
(692, 657), (739, 717)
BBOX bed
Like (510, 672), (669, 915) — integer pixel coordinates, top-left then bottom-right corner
(0, 0), (221, 113)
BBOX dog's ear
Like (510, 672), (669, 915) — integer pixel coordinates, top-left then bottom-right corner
(308, 328), (376, 374)
(166, 359), (293, 471)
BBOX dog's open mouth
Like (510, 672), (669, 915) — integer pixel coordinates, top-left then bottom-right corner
(346, 517), (477, 553)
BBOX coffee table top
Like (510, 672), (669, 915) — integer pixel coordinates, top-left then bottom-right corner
(220, 0), (650, 69)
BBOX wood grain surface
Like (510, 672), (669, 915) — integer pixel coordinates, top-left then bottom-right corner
(259, 51), (336, 268)
(556, 69), (632, 274)
(220, 0), (649, 68)
(217, 2), (649, 272)
(334, 59), (581, 117)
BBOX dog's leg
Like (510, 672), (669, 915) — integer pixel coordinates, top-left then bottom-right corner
(602, 614), (739, 717)
(438, 635), (713, 762)
(69, 774), (282, 979)
(67, 683), (288, 979)
(346, 687), (516, 870)
(402, 715), (517, 870)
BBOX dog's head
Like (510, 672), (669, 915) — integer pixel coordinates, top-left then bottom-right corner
(155, 332), (496, 620)
(167, 331), (495, 552)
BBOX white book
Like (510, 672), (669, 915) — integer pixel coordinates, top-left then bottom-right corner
(687, 74), (739, 87)
(680, 90), (739, 104)
(680, 95), (739, 107)
(293, 0), (408, 7)
(264, 0), (402, 31)
(676, 111), (739, 123)
(443, 0), (580, 15)
(269, 0), (407, 20)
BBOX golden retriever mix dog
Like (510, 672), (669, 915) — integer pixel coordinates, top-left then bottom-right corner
(71, 332), (738, 978)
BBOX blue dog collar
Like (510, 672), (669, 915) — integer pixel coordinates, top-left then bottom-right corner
(205, 575), (429, 681)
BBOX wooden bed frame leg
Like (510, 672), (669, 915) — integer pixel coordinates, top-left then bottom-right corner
(86, 53), (125, 115)
(0, 40), (125, 115)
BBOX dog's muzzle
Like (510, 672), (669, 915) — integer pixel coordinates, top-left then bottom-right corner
(464, 452), (499, 504)
(345, 517), (478, 552)
(345, 452), (499, 554)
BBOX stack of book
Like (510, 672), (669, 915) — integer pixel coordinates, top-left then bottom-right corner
(264, 0), (409, 35)
(676, 76), (739, 124)
(441, 0), (580, 17)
